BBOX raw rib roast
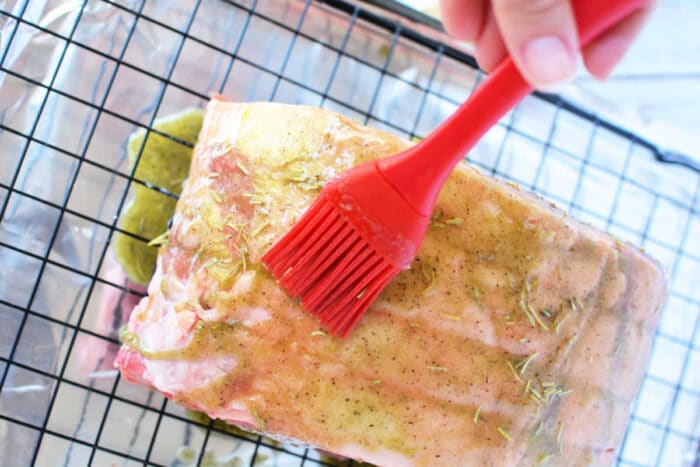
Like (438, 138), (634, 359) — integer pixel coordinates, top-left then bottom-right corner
(115, 96), (666, 466)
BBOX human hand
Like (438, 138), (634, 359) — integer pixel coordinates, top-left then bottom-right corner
(439, 0), (653, 90)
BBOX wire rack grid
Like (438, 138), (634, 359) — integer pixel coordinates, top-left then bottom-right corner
(0, 0), (698, 466)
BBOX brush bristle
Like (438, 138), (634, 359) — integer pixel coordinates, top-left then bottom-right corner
(261, 194), (401, 337)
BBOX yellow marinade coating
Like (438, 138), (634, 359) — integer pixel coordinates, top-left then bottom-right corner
(117, 101), (666, 466)
(113, 109), (204, 285)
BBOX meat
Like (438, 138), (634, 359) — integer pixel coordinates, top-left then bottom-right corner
(115, 96), (666, 466)
(77, 252), (145, 377)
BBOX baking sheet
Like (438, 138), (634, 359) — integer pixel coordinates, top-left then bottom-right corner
(0, 0), (698, 466)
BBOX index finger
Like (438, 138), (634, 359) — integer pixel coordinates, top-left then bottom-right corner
(439, 0), (487, 42)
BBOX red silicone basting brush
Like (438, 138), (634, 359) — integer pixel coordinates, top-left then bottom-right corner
(262, 0), (646, 337)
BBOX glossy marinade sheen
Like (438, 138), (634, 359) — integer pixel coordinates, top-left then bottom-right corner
(115, 97), (666, 466)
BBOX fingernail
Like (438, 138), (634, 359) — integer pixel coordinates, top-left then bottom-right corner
(522, 36), (576, 89)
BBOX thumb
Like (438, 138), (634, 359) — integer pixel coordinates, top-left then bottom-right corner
(492, 0), (578, 90)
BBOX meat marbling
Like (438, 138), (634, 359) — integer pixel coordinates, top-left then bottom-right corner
(115, 96), (666, 466)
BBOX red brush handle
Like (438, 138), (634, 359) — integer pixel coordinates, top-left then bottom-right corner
(377, 0), (648, 216)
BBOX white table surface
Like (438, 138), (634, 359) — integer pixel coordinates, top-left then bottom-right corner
(398, 0), (700, 161)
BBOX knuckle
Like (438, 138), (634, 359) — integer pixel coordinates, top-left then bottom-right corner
(497, 0), (565, 20)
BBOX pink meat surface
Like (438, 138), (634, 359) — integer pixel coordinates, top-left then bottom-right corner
(115, 97), (666, 466)
(77, 253), (145, 376)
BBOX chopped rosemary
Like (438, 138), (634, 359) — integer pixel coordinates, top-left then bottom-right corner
(427, 365), (448, 372)
(506, 360), (523, 383)
(119, 329), (140, 348)
(310, 330), (326, 336)
(356, 288), (367, 299)
(372, 379), (381, 385)
(213, 144), (232, 158)
(205, 260), (239, 285)
(227, 221), (245, 239)
(147, 230), (169, 247)
(240, 232), (251, 252)
(236, 160), (250, 175)
(242, 190), (264, 206)
(472, 283), (485, 311)
(421, 264), (436, 296)
(524, 379), (532, 395)
(473, 283), (483, 300)
(473, 405), (481, 424)
(444, 217), (464, 225)
(507, 272), (516, 289)
(565, 333), (579, 351)
(251, 221), (269, 237)
(543, 384), (573, 404)
(409, 323), (423, 328)
(570, 297), (582, 312)
(211, 191), (222, 203)
(553, 312), (569, 334)
(519, 291), (536, 326)
(429, 210), (445, 228)
(538, 453), (551, 464)
(556, 423), (564, 450)
(251, 403), (266, 431)
(419, 264), (429, 281)
(519, 352), (538, 375)
(237, 244), (249, 272)
(528, 304), (550, 331)
(496, 427), (512, 441)
(441, 312), (461, 321)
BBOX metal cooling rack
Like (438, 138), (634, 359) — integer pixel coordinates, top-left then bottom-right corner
(0, 0), (698, 466)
